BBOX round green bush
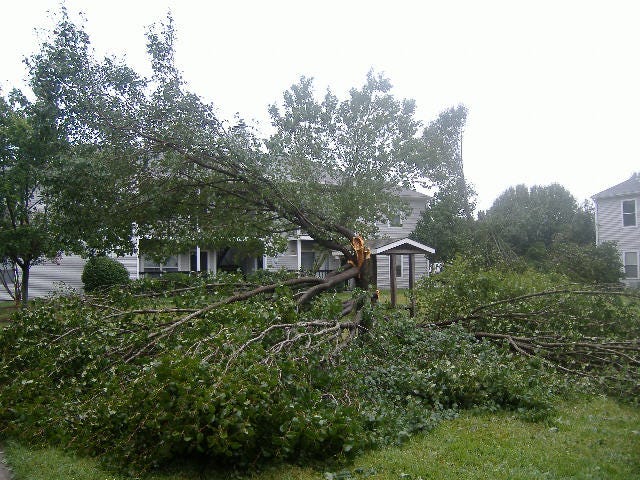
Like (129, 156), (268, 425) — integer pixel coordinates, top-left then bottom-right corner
(81, 256), (130, 292)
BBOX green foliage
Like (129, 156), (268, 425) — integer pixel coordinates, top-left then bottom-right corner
(412, 105), (476, 262)
(480, 184), (588, 255)
(412, 193), (475, 263)
(342, 317), (554, 438)
(0, 89), (68, 302)
(545, 239), (623, 283)
(81, 256), (131, 292)
(416, 258), (640, 399)
(267, 71), (428, 237)
(0, 275), (561, 474)
(5, 398), (640, 480)
(469, 184), (620, 283)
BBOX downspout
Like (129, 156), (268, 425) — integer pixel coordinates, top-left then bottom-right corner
(594, 199), (599, 245)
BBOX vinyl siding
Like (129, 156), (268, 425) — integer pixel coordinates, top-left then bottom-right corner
(375, 254), (429, 290)
(263, 192), (430, 277)
(265, 254), (298, 271)
(0, 254), (138, 301)
(595, 194), (640, 287)
(376, 196), (428, 239)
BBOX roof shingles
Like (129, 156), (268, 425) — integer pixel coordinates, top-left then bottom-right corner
(592, 173), (640, 200)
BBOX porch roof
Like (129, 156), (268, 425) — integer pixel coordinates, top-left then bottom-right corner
(368, 237), (435, 255)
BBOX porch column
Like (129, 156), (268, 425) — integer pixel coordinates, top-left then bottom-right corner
(296, 239), (302, 271)
(408, 254), (415, 317)
(389, 254), (397, 307)
(212, 250), (217, 275)
(195, 246), (201, 272)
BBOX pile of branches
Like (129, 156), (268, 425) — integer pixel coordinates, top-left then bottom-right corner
(82, 271), (370, 366)
(0, 272), (378, 470)
(416, 263), (640, 399)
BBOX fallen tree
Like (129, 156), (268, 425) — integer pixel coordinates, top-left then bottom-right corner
(2, 10), (639, 475)
(415, 258), (640, 398)
(27, 12), (440, 308)
(0, 272), (560, 471)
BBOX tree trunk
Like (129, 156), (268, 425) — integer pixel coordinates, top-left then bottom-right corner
(20, 262), (30, 306)
(355, 256), (372, 291)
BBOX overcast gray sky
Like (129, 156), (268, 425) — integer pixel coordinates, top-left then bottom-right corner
(2, 0), (638, 210)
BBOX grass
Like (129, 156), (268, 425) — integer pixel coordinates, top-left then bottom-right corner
(4, 396), (639, 480)
(0, 300), (17, 325)
(336, 289), (412, 307)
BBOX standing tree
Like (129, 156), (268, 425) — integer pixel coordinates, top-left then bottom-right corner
(412, 105), (476, 262)
(476, 183), (619, 282)
(28, 13), (444, 301)
(480, 183), (589, 257)
(0, 91), (66, 304)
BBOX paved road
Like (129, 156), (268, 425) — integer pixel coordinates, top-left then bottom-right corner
(0, 447), (12, 480)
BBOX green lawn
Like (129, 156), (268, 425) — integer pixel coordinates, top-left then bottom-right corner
(4, 396), (639, 480)
(0, 300), (17, 325)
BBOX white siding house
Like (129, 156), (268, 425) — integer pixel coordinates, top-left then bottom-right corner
(0, 253), (139, 301)
(1, 190), (433, 300)
(264, 190), (435, 289)
(592, 173), (640, 287)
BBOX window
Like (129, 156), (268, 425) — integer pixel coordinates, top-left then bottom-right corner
(622, 200), (636, 227)
(190, 251), (209, 272)
(389, 214), (403, 227)
(395, 255), (404, 278)
(143, 255), (178, 273)
(624, 252), (638, 279)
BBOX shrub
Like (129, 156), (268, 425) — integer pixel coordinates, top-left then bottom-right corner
(81, 256), (130, 292)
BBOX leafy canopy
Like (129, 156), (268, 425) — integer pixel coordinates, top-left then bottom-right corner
(28, 11), (449, 262)
(412, 105), (476, 262)
(0, 89), (68, 302)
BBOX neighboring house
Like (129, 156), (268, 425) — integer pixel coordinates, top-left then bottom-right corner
(0, 247), (264, 301)
(592, 173), (640, 287)
(0, 253), (139, 301)
(1, 190), (434, 299)
(264, 189), (435, 289)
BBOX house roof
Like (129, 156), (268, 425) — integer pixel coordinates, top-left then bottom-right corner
(397, 188), (429, 199)
(368, 237), (435, 255)
(592, 173), (640, 200)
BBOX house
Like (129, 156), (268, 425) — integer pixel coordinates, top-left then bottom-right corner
(0, 246), (265, 301)
(592, 173), (640, 287)
(0, 190), (434, 300)
(263, 189), (435, 289)
(0, 253), (139, 301)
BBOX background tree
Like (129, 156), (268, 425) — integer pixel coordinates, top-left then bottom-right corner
(412, 105), (476, 262)
(267, 72), (426, 240)
(28, 13), (447, 296)
(480, 183), (588, 256)
(476, 183), (619, 283)
(0, 90), (66, 304)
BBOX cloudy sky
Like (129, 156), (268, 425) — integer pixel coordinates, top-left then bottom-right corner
(2, 1), (638, 210)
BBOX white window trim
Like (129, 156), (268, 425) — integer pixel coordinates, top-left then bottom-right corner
(622, 199), (637, 227)
(623, 251), (639, 279)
